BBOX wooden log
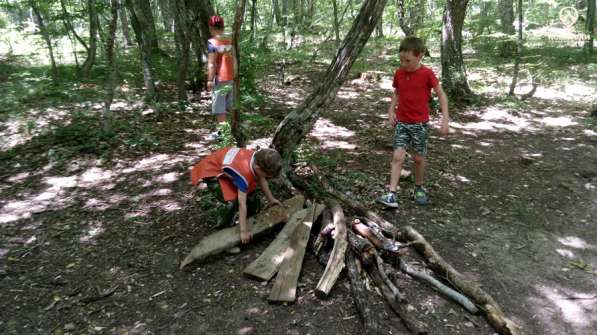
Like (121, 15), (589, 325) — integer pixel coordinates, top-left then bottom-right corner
(244, 204), (325, 281)
(345, 250), (384, 335)
(347, 230), (375, 266)
(366, 256), (428, 335)
(315, 203), (348, 298)
(179, 195), (305, 269)
(397, 260), (479, 314)
(268, 205), (317, 303)
(312, 208), (333, 256)
(353, 220), (405, 255)
(401, 226), (521, 335)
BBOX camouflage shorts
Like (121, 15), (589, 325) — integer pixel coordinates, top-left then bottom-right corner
(393, 121), (430, 155)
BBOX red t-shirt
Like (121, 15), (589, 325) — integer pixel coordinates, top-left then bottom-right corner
(392, 65), (439, 123)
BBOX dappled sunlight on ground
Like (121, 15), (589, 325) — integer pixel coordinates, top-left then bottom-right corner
(309, 118), (357, 150)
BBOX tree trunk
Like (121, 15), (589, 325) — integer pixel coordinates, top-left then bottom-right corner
(172, 0), (191, 101)
(231, 0), (248, 146)
(81, 0), (98, 78)
(187, 0), (215, 92)
(272, 0), (388, 163)
(30, 1), (59, 83)
(59, 0), (89, 52)
(585, 0), (595, 52)
(159, 0), (173, 32)
(119, 0), (133, 47)
(250, 0), (258, 41)
(440, 0), (472, 99)
(332, 0), (340, 43)
(272, 0), (283, 26)
(508, 0), (523, 96)
(396, 0), (426, 36)
(103, 0), (119, 135)
(376, 15), (383, 37)
(128, 0), (160, 54)
(498, 0), (515, 34)
(126, 0), (157, 99)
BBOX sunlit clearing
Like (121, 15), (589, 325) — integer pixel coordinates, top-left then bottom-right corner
(540, 117), (578, 127)
(25, 235), (37, 245)
(7, 172), (31, 183)
(379, 77), (393, 90)
(584, 130), (597, 137)
(555, 249), (575, 259)
(157, 200), (182, 212)
(533, 82), (596, 102)
(142, 108), (156, 115)
(558, 236), (592, 250)
(80, 221), (105, 244)
(533, 285), (597, 329)
(478, 141), (493, 147)
(450, 144), (469, 149)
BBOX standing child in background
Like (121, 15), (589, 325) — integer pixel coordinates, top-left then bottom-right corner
(377, 36), (449, 208)
(206, 15), (234, 140)
(190, 148), (283, 244)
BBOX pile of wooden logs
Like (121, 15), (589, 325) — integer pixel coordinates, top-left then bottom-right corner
(180, 193), (520, 335)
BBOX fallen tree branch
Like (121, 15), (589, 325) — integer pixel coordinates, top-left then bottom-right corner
(315, 202), (348, 298)
(401, 226), (521, 335)
(346, 250), (384, 335)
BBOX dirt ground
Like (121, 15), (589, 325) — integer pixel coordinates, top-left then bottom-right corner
(1, 54), (596, 335)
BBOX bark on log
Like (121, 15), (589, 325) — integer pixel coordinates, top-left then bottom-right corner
(397, 260), (479, 314)
(346, 250), (384, 335)
(401, 226), (521, 335)
(353, 221), (405, 255)
(312, 208), (333, 256)
(315, 203), (348, 297)
(366, 256), (428, 335)
(180, 195), (305, 269)
(347, 230), (376, 266)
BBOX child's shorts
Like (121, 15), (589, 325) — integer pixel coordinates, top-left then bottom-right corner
(394, 121), (429, 155)
(211, 81), (234, 115)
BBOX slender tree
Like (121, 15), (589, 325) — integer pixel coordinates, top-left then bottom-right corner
(440, 0), (472, 98)
(30, 0), (59, 83)
(119, 0), (133, 48)
(103, 0), (119, 135)
(126, 0), (157, 99)
(509, 0), (523, 95)
(586, 0), (595, 53)
(273, 0), (388, 163)
(498, 0), (515, 34)
(81, 0), (99, 77)
(171, 0), (191, 101)
(231, 0), (248, 146)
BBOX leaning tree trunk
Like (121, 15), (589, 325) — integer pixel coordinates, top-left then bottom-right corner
(172, 0), (191, 101)
(81, 0), (99, 78)
(30, 1), (59, 83)
(126, 0), (157, 99)
(231, 0), (248, 147)
(272, 0), (388, 163)
(187, 0), (215, 92)
(508, 0), (523, 96)
(103, 0), (119, 135)
(396, 0), (426, 37)
(440, 0), (472, 99)
(585, 0), (595, 53)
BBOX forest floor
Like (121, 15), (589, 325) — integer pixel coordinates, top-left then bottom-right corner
(1, 41), (597, 335)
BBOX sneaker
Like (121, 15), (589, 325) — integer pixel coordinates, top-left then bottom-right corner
(377, 192), (399, 208)
(414, 186), (428, 205)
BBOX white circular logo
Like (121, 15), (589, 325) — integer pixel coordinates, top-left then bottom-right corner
(559, 7), (578, 27)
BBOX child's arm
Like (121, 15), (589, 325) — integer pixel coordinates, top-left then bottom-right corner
(433, 84), (449, 135)
(237, 191), (251, 244)
(258, 176), (283, 207)
(206, 52), (217, 91)
(388, 89), (398, 126)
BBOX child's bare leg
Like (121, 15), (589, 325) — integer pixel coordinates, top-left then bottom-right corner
(216, 114), (226, 123)
(413, 154), (425, 186)
(390, 149), (407, 192)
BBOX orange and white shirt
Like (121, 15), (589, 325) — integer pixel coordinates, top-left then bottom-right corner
(208, 34), (234, 83)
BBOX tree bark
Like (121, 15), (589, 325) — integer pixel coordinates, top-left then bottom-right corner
(231, 0), (248, 146)
(119, 0), (133, 48)
(315, 202), (348, 297)
(585, 0), (595, 52)
(186, 0), (215, 92)
(508, 0), (523, 96)
(30, 1), (59, 83)
(250, 0), (258, 41)
(346, 251), (384, 335)
(81, 0), (99, 78)
(272, 0), (387, 162)
(497, 0), (515, 35)
(103, 0), (119, 135)
(59, 0), (89, 52)
(127, 0), (160, 54)
(272, 0), (283, 26)
(396, 0), (426, 36)
(440, 0), (472, 99)
(172, 0), (191, 101)
(126, 0), (157, 99)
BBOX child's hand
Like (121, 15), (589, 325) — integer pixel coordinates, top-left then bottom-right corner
(206, 81), (214, 92)
(388, 113), (396, 127)
(240, 229), (252, 244)
(269, 198), (284, 207)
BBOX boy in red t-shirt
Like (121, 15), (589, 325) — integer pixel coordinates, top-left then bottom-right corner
(377, 36), (449, 208)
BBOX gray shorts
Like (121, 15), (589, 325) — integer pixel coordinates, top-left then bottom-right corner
(394, 121), (429, 155)
(212, 81), (234, 115)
